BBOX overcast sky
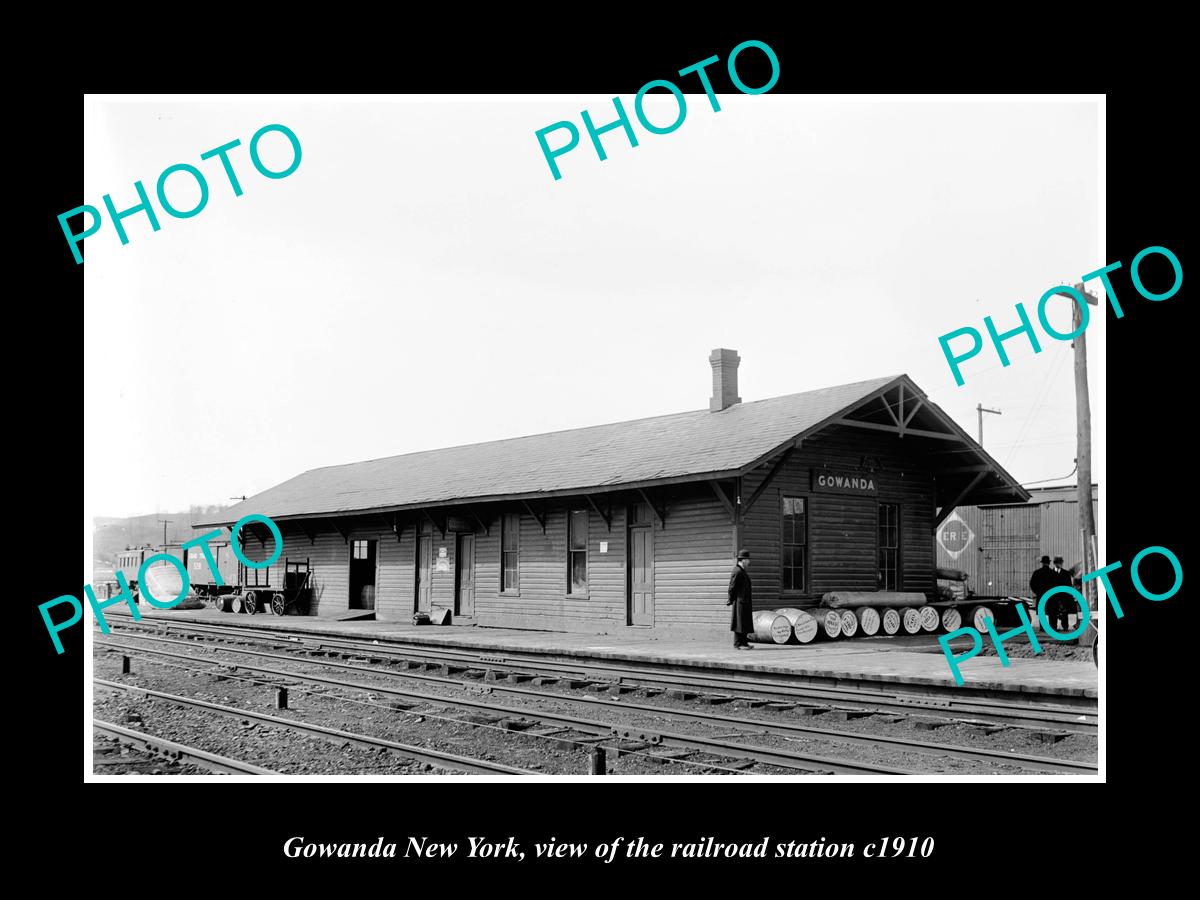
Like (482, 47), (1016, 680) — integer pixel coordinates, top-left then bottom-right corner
(84, 96), (1102, 520)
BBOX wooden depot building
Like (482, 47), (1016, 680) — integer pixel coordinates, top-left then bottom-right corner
(196, 350), (1029, 635)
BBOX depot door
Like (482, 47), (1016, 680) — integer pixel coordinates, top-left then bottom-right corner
(456, 533), (476, 617)
(349, 539), (377, 610)
(628, 504), (654, 626)
(415, 534), (432, 613)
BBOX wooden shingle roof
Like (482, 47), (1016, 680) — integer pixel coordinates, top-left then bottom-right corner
(200, 374), (1026, 525)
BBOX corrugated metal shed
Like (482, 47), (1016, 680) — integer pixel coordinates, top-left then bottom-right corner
(199, 374), (1027, 526)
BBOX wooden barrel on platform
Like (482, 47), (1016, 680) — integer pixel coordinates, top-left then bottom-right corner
(751, 611), (793, 644)
(777, 608), (819, 644)
(856, 607), (881, 636)
(229, 594), (245, 614)
(901, 607), (922, 634)
(822, 610), (842, 639)
(940, 606), (962, 632)
(839, 609), (859, 638)
(971, 605), (994, 632)
(919, 606), (940, 632)
(881, 608), (901, 635)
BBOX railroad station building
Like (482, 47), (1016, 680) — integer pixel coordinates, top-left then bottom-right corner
(197, 351), (1028, 634)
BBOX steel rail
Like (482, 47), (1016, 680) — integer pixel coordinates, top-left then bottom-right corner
(94, 678), (535, 776)
(100, 646), (891, 775)
(111, 617), (1097, 732)
(99, 635), (1093, 775)
(93, 720), (279, 775)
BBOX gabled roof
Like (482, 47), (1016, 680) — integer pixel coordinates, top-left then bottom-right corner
(198, 374), (1028, 526)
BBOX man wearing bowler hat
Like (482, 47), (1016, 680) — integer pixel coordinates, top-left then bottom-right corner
(727, 549), (754, 650)
(1029, 555), (1055, 625)
(1050, 556), (1073, 631)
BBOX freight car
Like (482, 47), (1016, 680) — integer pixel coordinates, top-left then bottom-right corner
(113, 544), (187, 601)
(114, 547), (152, 592)
(187, 539), (240, 601)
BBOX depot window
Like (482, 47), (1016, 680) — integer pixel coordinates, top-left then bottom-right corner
(879, 503), (900, 590)
(501, 512), (520, 593)
(352, 540), (370, 560)
(567, 509), (588, 595)
(781, 496), (807, 592)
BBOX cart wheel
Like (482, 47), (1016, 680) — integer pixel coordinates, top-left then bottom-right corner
(271, 594), (286, 616)
(244, 591), (258, 615)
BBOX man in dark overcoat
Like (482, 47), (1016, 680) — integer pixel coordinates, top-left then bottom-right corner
(1050, 556), (1073, 631)
(1029, 555), (1054, 625)
(727, 549), (754, 649)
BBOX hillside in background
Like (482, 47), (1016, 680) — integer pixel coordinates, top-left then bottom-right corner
(93, 505), (231, 566)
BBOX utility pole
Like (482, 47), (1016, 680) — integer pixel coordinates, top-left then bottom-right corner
(1066, 282), (1100, 607)
(157, 518), (173, 547)
(976, 404), (1002, 445)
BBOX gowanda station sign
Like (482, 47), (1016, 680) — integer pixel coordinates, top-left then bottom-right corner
(811, 469), (877, 495)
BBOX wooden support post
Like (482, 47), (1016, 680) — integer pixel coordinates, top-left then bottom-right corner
(934, 469), (990, 527)
(297, 521), (316, 545)
(709, 481), (736, 522)
(1070, 283), (1099, 606)
(585, 494), (612, 531)
(637, 489), (666, 529)
(330, 519), (350, 544)
(731, 477), (743, 555)
(741, 443), (797, 516)
(521, 501), (547, 534)
(121, 655), (130, 675)
(465, 506), (489, 536)
(589, 746), (607, 775)
(276, 687), (288, 710)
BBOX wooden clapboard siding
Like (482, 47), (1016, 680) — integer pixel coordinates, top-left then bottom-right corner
(376, 529), (413, 622)
(475, 502), (626, 631)
(254, 528), (350, 618)
(652, 487), (732, 628)
(265, 422), (938, 629)
(741, 424), (936, 607)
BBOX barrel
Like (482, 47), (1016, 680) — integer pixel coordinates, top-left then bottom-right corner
(856, 607), (881, 636)
(901, 607), (922, 634)
(777, 608), (819, 644)
(940, 607), (963, 632)
(919, 606), (940, 632)
(822, 610), (842, 639)
(971, 605), (994, 632)
(229, 594), (244, 613)
(881, 608), (901, 635)
(839, 609), (859, 637)
(751, 611), (793, 644)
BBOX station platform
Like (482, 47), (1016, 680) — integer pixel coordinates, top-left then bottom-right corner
(101, 608), (1098, 702)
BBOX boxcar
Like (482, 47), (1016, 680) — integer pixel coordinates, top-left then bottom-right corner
(188, 540), (239, 600)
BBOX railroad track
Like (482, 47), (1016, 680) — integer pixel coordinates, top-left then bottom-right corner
(98, 630), (1097, 775)
(110, 617), (1097, 735)
(94, 719), (279, 775)
(95, 680), (538, 776)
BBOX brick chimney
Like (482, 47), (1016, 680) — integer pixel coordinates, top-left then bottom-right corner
(709, 348), (741, 412)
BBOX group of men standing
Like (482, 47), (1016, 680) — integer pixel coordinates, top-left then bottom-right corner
(1029, 555), (1074, 630)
